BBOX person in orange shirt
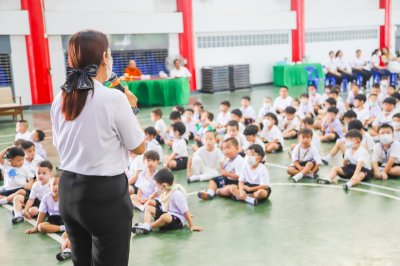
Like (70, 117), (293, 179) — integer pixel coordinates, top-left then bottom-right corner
(124, 60), (142, 80)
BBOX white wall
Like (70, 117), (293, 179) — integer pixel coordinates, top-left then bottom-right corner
(44, 0), (154, 12)
(48, 36), (66, 98)
(0, 0), (21, 10)
(10, 36), (31, 106)
(0, 11), (29, 35)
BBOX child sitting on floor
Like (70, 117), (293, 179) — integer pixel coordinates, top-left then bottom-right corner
(274, 86), (293, 115)
(164, 122), (188, 171)
(229, 144), (271, 206)
(223, 121), (246, 151)
(281, 106), (301, 139)
(288, 128), (321, 182)
(317, 129), (372, 191)
(216, 101), (231, 134)
(183, 108), (196, 140)
(320, 107), (343, 143)
(240, 96), (257, 125)
(131, 168), (203, 234)
(31, 129), (47, 159)
(15, 120), (31, 141)
(0, 147), (34, 205)
(258, 96), (274, 121)
(230, 109), (245, 133)
(187, 130), (224, 183)
(20, 140), (44, 177)
(131, 151), (159, 211)
(370, 97), (396, 137)
(243, 124), (266, 152)
(25, 176), (65, 234)
(372, 124), (400, 180)
(151, 108), (167, 145)
(260, 112), (284, 153)
(56, 232), (72, 262)
(198, 137), (245, 200)
(144, 127), (164, 163)
(12, 160), (52, 224)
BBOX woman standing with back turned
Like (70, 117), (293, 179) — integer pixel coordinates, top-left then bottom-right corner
(51, 30), (145, 266)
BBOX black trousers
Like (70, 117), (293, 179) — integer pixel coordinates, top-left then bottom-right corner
(352, 69), (372, 86)
(338, 69), (356, 83)
(59, 171), (133, 266)
(326, 72), (343, 85)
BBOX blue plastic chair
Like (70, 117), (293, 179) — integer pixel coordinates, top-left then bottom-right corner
(390, 72), (398, 87)
(356, 74), (363, 88)
(371, 71), (381, 84)
(305, 66), (321, 91)
(325, 77), (336, 86)
(341, 77), (348, 93)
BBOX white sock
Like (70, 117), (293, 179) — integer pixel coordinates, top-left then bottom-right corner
(245, 196), (256, 205)
(0, 198), (8, 205)
(346, 181), (353, 188)
(63, 248), (71, 253)
(143, 223), (151, 230)
(293, 172), (304, 182)
(323, 154), (332, 161)
(14, 211), (22, 218)
(138, 205), (145, 212)
(206, 189), (215, 197)
(60, 225), (66, 232)
(189, 175), (200, 182)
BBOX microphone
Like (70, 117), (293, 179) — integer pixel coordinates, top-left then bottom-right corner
(108, 72), (140, 115)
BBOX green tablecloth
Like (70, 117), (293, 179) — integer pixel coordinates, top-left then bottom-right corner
(273, 63), (325, 87)
(125, 78), (190, 107)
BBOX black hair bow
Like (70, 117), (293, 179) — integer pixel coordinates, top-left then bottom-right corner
(60, 64), (98, 94)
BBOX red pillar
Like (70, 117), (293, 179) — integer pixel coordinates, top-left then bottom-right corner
(291, 0), (305, 62)
(379, 0), (391, 49)
(176, 0), (197, 90)
(21, 0), (53, 105)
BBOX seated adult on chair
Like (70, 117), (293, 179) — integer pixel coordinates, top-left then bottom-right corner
(170, 59), (192, 78)
(382, 47), (400, 74)
(124, 60), (142, 80)
(351, 49), (372, 87)
(335, 50), (356, 83)
(324, 51), (343, 85)
(371, 49), (390, 78)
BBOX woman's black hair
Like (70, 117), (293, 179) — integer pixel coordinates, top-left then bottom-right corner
(248, 144), (265, 159)
(154, 168), (174, 185)
(144, 126), (157, 137)
(372, 49), (380, 56)
(20, 140), (35, 150)
(38, 160), (53, 171)
(264, 112), (278, 126)
(335, 50), (342, 58)
(144, 150), (160, 161)
(5, 147), (25, 159)
(172, 122), (186, 136)
(35, 129), (45, 141)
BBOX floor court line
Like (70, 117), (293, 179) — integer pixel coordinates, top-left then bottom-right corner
(265, 162), (400, 194)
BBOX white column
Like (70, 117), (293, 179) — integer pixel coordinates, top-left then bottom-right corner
(48, 35), (66, 98)
(9, 35), (31, 106)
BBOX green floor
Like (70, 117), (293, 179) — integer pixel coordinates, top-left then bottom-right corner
(1, 85), (400, 265)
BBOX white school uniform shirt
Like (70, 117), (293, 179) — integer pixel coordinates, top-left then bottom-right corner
(184, 118), (196, 134)
(362, 132), (375, 153)
(335, 57), (352, 71)
(125, 154), (145, 180)
(243, 138), (266, 151)
(260, 125), (284, 146)
(336, 100), (346, 116)
(346, 91), (364, 106)
(239, 163), (271, 186)
(223, 155), (245, 180)
(282, 117), (301, 131)
(51, 79), (145, 176)
(291, 144), (322, 165)
(24, 154), (44, 177)
(258, 105), (274, 119)
(371, 54), (380, 68)
(273, 96), (293, 112)
(216, 111), (231, 126)
(372, 141), (400, 164)
(297, 102), (313, 120)
(172, 138), (188, 158)
(146, 139), (163, 163)
(309, 93), (323, 106)
(33, 142), (47, 159)
(170, 66), (192, 78)
(240, 106), (256, 120)
(372, 111), (395, 127)
(0, 160), (33, 191)
(367, 103), (381, 118)
(135, 169), (157, 199)
(29, 181), (51, 201)
(38, 192), (60, 216)
(324, 58), (338, 72)
(353, 107), (370, 124)
(351, 57), (369, 70)
(312, 133), (321, 151)
(166, 189), (189, 225)
(223, 134), (246, 149)
(344, 146), (371, 170)
(154, 119), (168, 140)
(193, 146), (224, 171)
(15, 131), (32, 141)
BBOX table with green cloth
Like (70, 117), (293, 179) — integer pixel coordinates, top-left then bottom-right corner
(123, 78), (190, 107)
(273, 63), (325, 87)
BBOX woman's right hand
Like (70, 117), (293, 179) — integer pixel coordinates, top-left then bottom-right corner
(124, 86), (138, 107)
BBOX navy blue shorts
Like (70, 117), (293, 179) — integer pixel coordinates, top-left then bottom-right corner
(154, 201), (183, 231)
(211, 176), (238, 189)
(172, 157), (188, 171)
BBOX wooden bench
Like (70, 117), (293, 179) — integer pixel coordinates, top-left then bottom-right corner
(0, 87), (23, 121)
